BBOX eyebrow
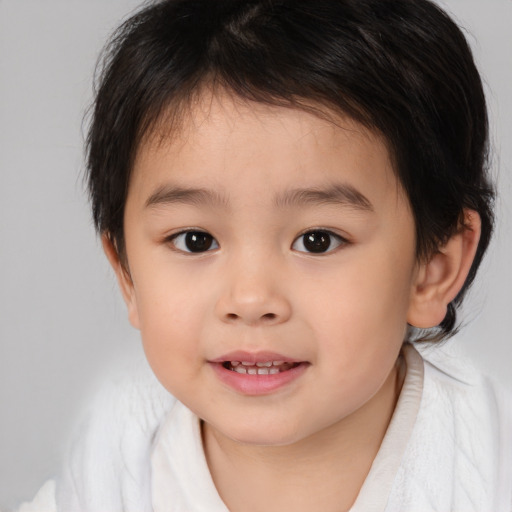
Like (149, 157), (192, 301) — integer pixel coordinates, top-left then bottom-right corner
(145, 185), (229, 209)
(274, 183), (374, 212)
(145, 182), (373, 212)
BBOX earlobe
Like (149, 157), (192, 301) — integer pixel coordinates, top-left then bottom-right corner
(101, 234), (141, 329)
(407, 210), (481, 329)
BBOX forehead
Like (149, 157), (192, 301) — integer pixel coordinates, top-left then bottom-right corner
(129, 92), (402, 210)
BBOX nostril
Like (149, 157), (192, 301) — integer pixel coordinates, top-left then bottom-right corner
(225, 312), (277, 322)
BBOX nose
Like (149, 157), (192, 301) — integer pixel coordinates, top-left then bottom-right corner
(215, 259), (292, 326)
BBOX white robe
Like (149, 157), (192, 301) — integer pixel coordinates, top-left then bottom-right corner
(15, 343), (512, 512)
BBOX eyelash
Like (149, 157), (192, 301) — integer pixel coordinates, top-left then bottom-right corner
(167, 230), (219, 254)
(292, 229), (348, 254)
(166, 229), (348, 254)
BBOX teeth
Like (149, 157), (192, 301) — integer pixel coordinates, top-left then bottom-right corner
(233, 360), (287, 367)
(225, 360), (299, 374)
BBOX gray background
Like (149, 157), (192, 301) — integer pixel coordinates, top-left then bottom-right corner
(0, 0), (510, 508)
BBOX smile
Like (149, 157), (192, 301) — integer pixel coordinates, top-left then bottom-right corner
(210, 352), (309, 395)
(222, 361), (299, 375)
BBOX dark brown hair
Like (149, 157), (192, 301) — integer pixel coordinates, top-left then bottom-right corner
(86, 0), (494, 341)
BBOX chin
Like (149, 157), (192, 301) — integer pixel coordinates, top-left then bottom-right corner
(214, 420), (308, 447)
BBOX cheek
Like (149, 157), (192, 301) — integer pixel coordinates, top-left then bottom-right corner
(131, 267), (211, 381)
(298, 262), (409, 417)
(298, 247), (414, 360)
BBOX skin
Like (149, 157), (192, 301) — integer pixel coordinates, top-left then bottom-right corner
(104, 93), (481, 512)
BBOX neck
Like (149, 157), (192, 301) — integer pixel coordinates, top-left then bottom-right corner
(203, 355), (405, 512)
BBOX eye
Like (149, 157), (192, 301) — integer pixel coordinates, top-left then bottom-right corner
(169, 231), (219, 253)
(292, 230), (346, 254)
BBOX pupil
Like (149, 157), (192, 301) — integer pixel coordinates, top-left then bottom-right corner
(185, 232), (213, 252)
(304, 231), (331, 253)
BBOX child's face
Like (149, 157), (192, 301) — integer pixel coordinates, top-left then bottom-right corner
(118, 93), (421, 446)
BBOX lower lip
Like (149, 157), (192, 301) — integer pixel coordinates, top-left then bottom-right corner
(209, 362), (309, 395)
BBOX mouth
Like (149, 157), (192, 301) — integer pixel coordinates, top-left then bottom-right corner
(222, 360), (300, 375)
(210, 352), (308, 394)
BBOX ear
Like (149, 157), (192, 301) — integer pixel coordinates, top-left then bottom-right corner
(101, 234), (141, 329)
(407, 210), (481, 329)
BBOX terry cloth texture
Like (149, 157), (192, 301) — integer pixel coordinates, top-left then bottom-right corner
(12, 343), (512, 512)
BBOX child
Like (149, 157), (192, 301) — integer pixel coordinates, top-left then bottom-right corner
(15, 0), (512, 510)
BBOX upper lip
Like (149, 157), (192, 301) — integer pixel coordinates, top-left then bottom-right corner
(209, 350), (304, 364)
